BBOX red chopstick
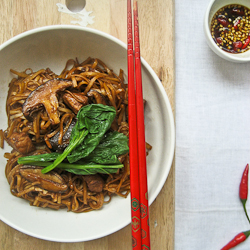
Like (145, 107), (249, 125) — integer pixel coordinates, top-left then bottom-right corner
(133, 2), (151, 248)
(127, 0), (141, 248)
(127, 1), (151, 249)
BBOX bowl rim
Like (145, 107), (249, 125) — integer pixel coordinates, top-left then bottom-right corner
(204, 0), (250, 62)
(0, 25), (126, 52)
(0, 25), (175, 242)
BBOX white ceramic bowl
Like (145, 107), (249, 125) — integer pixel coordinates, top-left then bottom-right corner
(0, 25), (175, 242)
(204, 0), (250, 63)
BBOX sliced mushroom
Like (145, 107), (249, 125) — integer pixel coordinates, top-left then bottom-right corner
(87, 89), (108, 105)
(63, 92), (88, 114)
(22, 79), (72, 125)
(19, 165), (68, 193)
(49, 119), (76, 152)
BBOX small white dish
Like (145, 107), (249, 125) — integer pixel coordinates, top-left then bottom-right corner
(0, 25), (175, 242)
(204, 0), (250, 63)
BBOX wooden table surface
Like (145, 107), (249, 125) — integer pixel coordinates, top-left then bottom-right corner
(0, 0), (175, 249)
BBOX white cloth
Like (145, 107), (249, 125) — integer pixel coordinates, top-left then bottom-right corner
(175, 1), (250, 249)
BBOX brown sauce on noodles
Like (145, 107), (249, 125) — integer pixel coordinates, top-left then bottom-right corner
(2, 57), (134, 212)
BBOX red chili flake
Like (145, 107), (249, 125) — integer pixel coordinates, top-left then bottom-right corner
(233, 18), (241, 31)
(231, 7), (245, 16)
(233, 41), (243, 51)
(221, 230), (250, 250)
(218, 17), (229, 27)
(239, 164), (250, 223)
(242, 37), (250, 49)
(216, 37), (223, 44)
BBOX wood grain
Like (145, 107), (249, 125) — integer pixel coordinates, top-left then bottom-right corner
(0, 0), (175, 249)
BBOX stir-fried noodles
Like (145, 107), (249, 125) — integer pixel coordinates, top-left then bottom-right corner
(2, 57), (138, 212)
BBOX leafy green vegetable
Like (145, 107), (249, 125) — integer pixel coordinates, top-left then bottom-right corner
(41, 129), (88, 173)
(67, 104), (116, 163)
(18, 104), (129, 175)
(41, 104), (116, 173)
(84, 131), (129, 164)
(18, 152), (60, 164)
(21, 161), (123, 175)
(18, 131), (129, 166)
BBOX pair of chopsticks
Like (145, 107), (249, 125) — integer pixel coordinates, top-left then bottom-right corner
(127, 1), (151, 249)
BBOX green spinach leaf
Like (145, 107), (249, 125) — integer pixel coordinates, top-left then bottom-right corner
(84, 131), (129, 164)
(67, 104), (116, 163)
(18, 104), (129, 175)
(18, 152), (60, 164)
(18, 131), (129, 169)
(24, 161), (123, 175)
(41, 104), (116, 173)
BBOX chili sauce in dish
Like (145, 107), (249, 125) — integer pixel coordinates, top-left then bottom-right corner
(211, 4), (250, 53)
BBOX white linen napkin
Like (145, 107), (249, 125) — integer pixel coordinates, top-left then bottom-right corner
(175, 1), (250, 249)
